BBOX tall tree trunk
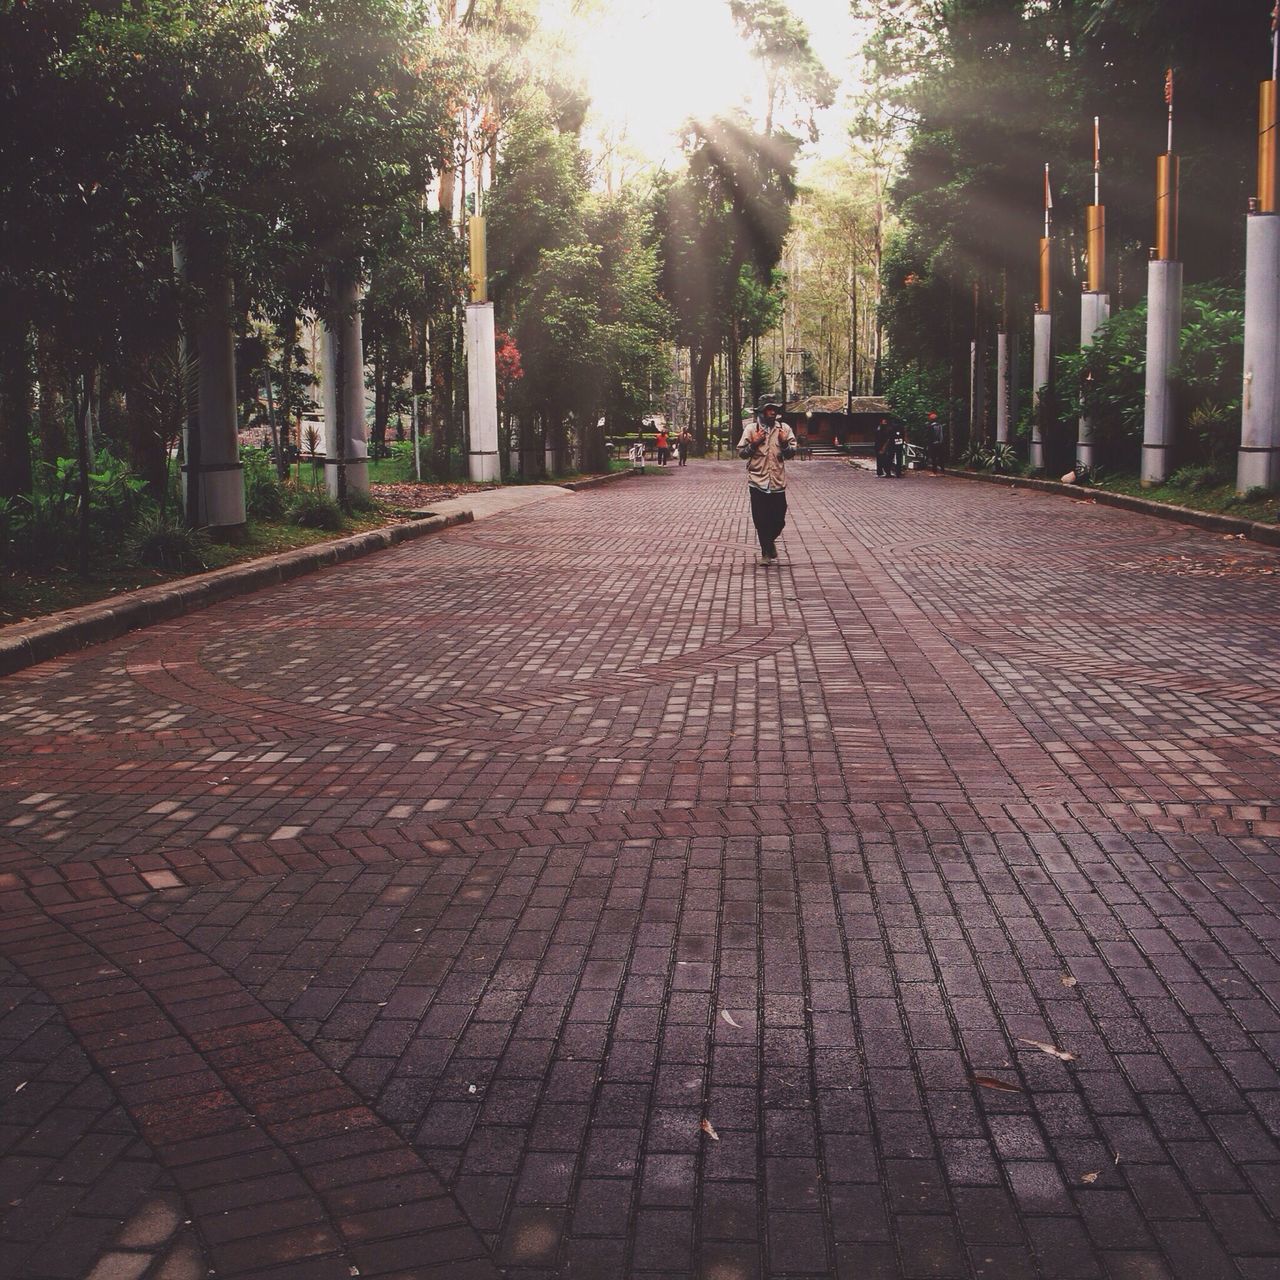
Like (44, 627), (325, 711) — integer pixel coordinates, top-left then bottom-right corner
(120, 352), (169, 498)
(73, 369), (92, 577)
(429, 312), (452, 478)
(580, 399), (607, 474)
(371, 335), (386, 458)
(519, 410), (542, 478)
(264, 352), (282, 480)
(690, 345), (713, 453)
(412, 318), (427, 466)
(36, 336), (68, 467)
(0, 312), (33, 498)
(728, 315), (743, 455)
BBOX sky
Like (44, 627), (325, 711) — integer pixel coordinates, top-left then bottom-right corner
(539, 0), (862, 171)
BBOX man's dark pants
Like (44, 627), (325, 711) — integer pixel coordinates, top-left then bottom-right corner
(749, 486), (787, 556)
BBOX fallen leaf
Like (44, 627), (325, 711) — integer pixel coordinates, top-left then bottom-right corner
(700, 1118), (720, 1141)
(1018, 1037), (1076, 1062)
(1081, 1171), (1099, 1184)
(720, 1010), (741, 1028)
(972, 1074), (1023, 1093)
(1060, 974), (1077, 988)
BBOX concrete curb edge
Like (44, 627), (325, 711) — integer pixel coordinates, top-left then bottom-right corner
(944, 468), (1280, 549)
(0, 511), (475, 678)
(559, 469), (641, 492)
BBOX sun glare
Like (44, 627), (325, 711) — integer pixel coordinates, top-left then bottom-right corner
(539, 0), (858, 174)
(542, 0), (763, 165)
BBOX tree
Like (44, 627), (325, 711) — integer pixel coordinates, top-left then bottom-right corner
(728, 0), (837, 140)
(866, 0), (1263, 458)
(271, 0), (461, 500)
(589, 196), (669, 468)
(488, 111), (591, 473)
(656, 115), (798, 449)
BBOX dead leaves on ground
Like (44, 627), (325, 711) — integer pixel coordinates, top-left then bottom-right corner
(1017, 1037), (1077, 1062)
(971, 1074), (1024, 1093)
(971, 1034), (1078, 1094)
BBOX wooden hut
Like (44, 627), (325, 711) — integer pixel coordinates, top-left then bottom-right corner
(781, 396), (893, 452)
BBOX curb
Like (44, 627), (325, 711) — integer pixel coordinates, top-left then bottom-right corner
(943, 469), (1280, 549)
(559, 469), (642, 492)
(0, 511), (474, 678)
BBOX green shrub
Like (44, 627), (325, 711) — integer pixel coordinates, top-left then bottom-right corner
(1187, 401), (1237, 464)
(79, 449), (149, 542)
(984, 443), (1019, 474)
(242, 448), (287, 520)
(1170, 463), (1230, 492)
(1224, 485), (1278, 514)
(5, 490), (77, 569)
(127, 512), (212, 572)
(1056, 283), (1244, 472)
(289, 488), (344, 530)
(6, 450), (147, 570)
(389, 438), (433, 479)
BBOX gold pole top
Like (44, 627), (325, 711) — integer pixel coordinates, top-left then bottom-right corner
(468, 215), (488, 304)
(1259, 79), (1277, 213)
(1154, 153), (1179, 261)
(1086, 205), (1106, 293)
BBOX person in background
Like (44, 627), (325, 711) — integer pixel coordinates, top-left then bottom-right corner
(875, 418), (892, 478)
(892, 420), (907, 477)
(927, 411), (945, 473)
(677, 426), (693, 466)
(737, 400), (797, 566)
(655, 426), (670, 466)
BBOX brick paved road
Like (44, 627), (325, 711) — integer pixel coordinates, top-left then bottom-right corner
(3, 460), (1280, 1280)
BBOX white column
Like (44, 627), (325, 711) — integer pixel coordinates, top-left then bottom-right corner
(465, 302), (500, 483)
(188, 275), (246, 531)
(322, 272), (369, 500)
(1237, 214), (1280, 493)
(995, 331), (1010, 444)
(1077, 291), (1111, 468)
(1141, 259), (1183, 486)
(1030, 311), (1052, 470)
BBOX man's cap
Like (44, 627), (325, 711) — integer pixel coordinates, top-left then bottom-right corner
(758, 400), (782, 412)
(928, 412), (937, 419)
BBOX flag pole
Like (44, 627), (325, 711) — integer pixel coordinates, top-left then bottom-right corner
(1093, 117), (1101, 206)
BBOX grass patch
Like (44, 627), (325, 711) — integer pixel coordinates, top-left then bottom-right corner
(1096, 473), (1280, 523)
(1, 507), (398, 627)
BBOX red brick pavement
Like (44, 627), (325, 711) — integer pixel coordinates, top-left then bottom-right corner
(2, 460), (1279, 1278)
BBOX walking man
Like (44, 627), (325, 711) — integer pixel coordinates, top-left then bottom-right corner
(737, 400), (797, 566)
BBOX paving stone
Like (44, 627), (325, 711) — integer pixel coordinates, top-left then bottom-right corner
(3, 463), (1280, 1277)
